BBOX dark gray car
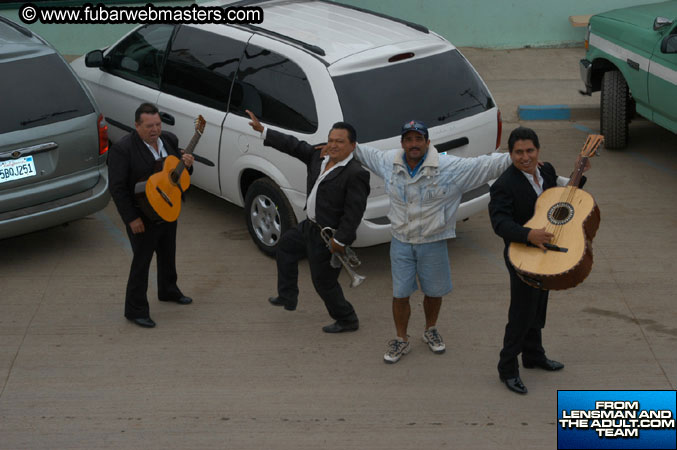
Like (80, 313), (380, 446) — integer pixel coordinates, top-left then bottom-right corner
(0, 17), (110, 239)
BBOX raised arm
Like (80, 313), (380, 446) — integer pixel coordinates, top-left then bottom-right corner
(353, 143), (392, 179)
(246, 109), (315, 164)
(449, 152), (512, 192)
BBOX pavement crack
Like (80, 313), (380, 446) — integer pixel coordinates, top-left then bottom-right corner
(0, 249), (59, 401)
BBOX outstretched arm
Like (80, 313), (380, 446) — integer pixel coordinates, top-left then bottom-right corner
(246, 109), (315, 164)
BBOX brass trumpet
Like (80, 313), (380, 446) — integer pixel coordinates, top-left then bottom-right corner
(320, 227), (366, 288)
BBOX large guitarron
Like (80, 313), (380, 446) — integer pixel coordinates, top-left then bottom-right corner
(134, 115), (205, 222)
(508, 134), (603, 290)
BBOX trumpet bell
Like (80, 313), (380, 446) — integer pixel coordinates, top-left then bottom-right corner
(349, 273), (366, 288)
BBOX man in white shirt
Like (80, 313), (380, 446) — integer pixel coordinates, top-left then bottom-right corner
(246, 110), (370, 333)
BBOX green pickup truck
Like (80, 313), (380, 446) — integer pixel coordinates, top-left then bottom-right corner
(580, 1), (677, 149)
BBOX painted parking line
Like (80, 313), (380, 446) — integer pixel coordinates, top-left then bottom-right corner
(627, 152), (677, 178)
(573, 124), (597, 134)
(94, 210), (131, 255)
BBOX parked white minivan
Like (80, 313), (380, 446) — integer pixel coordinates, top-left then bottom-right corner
(72, 0), (502, 255)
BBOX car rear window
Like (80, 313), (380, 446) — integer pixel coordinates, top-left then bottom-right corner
(0, 53), (94, 134)
(332, 50), (494, 142)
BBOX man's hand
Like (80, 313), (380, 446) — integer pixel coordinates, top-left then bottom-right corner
(181, 151), (194, 168)
(129, 217), (145, 234)
(576, 155), (592, 173)
(330, 238), (345, 254)
(246, 110), (264, 133)
(314, 143), (328, 157)
(527, 227), (554, 250)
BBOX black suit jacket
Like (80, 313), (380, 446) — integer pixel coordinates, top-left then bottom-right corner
(489, 163), (562, 247)
(108, 130), (187, 224)
(264, 129), (370, 246)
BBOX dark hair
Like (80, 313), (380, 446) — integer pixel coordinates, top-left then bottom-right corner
(135, 102), (159, 123)
(330, 122), (357, 143)
(507, 126), (540, 152)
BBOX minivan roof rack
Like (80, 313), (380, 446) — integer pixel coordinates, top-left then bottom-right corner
(240, 24), (326, 56)
(319, 0), (429, 34)
(0, 16), (34, 38)
(225, 0), (429, 35)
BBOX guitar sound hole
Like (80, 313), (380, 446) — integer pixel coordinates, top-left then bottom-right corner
(547, 202), (574, 225)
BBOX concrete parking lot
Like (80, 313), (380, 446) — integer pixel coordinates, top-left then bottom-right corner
(1, 49), (676, 449)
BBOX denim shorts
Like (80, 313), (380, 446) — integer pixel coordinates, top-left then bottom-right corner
(390, 237), (453, 298)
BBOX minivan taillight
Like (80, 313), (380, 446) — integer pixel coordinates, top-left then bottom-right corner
(496, 109), (502, 150)
(98, 114), (109, 155)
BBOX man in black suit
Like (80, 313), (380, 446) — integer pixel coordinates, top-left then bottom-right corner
(489, 127), (589, 394)
(246, 110), (370, 333)
(108, 103), (194, 328)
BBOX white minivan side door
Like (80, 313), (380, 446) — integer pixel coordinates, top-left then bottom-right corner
(219, 35), (332, 214)
(155, 25), (252, 198)
(95, 24), (175, 142)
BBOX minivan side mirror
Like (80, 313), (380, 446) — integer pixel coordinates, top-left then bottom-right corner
(85, 50), (105, 67)
(654, 16), (674, 31)
(661, 34), (677, 54)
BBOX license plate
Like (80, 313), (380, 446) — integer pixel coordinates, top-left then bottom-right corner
(0, 156), (37, 184)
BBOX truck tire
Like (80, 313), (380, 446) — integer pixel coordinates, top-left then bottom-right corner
(244, 177), (297, 257)
(600, 70), (629, 149)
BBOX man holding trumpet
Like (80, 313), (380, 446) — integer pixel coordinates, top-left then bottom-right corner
(246, 111), (369, 333)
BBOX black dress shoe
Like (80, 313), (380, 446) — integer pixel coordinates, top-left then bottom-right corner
(127, 317), (156, 328)
(502, 376), (528, 394)
(268, 296), (297, 311)
(322, 320), (359, 333)
(523, 358), (564, 371)
(159, 296), (192, 305)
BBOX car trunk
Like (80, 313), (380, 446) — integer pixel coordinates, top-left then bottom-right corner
(0, 53), (100, 213)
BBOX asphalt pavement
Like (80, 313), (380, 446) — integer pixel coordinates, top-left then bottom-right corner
(1, 47), (676, 449)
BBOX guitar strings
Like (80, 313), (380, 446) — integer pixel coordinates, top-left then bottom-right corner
(546, 135), (601, 245)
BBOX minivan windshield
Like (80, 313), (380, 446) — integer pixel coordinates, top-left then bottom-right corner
(0, 53), (94, 134)
(332, 49), (494, 143)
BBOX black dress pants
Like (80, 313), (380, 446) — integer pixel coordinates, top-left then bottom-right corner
(275, 220), (358, 323)
(124, 220), (183, 319)
(498, 251), (549, 379)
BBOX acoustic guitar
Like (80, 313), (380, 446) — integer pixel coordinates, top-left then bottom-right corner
(508, 134), (603, 291)
(135, 115), (206, 223)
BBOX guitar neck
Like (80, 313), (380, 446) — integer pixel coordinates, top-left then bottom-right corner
(568, 156), (588, 187)
(172, 130), (202, 180)
(183, 131), (201, 156)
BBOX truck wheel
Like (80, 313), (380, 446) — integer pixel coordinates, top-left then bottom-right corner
(244, 178), (297, 257)
(600, 70), (629, 149)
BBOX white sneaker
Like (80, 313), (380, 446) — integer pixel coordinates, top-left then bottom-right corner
(422, 326), (446, 354)
(384, 337), (410, 364)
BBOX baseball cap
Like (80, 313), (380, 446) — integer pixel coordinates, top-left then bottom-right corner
(401, 120), (428, 140)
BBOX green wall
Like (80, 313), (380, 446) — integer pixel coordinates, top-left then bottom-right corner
(0, 0), (666, 55)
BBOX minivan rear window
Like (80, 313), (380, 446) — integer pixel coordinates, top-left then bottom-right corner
(0, 54), (94, 134)
(332, 50), (494, 143)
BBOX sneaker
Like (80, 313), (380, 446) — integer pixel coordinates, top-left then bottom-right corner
(422, 326), (446, 354)
(384, 337), (410, 364)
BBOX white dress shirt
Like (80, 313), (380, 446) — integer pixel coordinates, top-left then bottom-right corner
(144, 138), (168, 160)
(520, 168), (569, 196)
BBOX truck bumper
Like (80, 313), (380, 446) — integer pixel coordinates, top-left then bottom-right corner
(579, 59), (593, 95)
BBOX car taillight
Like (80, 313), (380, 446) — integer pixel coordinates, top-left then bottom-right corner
(98, 114), (109, 155)
(584, 24), (590, 50)
(496, 109), (502, 150)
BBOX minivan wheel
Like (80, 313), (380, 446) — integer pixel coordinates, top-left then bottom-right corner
(244, 178), (297, 257)
(600, 70), (629, 149)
